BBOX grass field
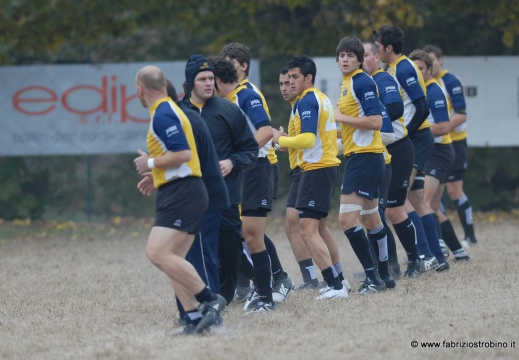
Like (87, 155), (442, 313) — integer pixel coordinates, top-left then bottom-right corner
(1, 213), (518, 360)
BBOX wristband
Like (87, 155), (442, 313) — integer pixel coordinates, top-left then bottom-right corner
(147, 158), (155, 169)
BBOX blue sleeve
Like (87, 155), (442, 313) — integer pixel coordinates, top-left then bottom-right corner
(380, 110), (394, 133)
(298, 93), (318, 134)
(239, 90), (271, 129)
(152, 110), (190, 152)
(443, 73), (466, 111)
(353, 75), (384, 116)
(427, 84), (450, 124)
(375, 73), (402, 107)
(395, 61), (426, 102)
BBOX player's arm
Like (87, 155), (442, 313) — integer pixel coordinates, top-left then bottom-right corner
(334, 108), (382, 130)
(227, 108), (259, 171)
(446, 75), (467, 129)
(406, 96), (429, 134)
(377, 75), (404, 121)
(450, 111), (466, 129)
(428, 88), (451, 136)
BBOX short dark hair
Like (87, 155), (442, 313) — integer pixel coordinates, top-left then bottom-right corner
(373, 26), (404, 54)
(408, 49), (433, 71)
(165, 79), (178, 101)
(286, 55), (316, 84)
(423, 44), (443, 59)
(280, 66), (289, 75)
(209, 55), (238, 84)
(336, 36), (365, 65)
(221, 42), (250, 76)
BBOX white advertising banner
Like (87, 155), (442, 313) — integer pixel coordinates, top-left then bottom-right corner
(313, 56), (519, 147)
(0, 60), (260, 156)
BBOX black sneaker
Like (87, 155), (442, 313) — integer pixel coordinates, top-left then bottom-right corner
(404, 260), (423, 278)
(435, 260), (450, 272)
(356, 277), (387, 294)
(196, 294), (226, 333)
(422, 256), (440, 272)
(245, 301), (276, 314)
(454, 254), (471, 262)
(382, 275), (396, 289)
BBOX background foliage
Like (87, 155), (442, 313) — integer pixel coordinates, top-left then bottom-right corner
(1, 0), (518, 219)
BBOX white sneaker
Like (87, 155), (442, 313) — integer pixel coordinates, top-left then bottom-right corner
(272, 274), (294, 303)
(316, 285), (348, 300)
(342, 279), (351, 292)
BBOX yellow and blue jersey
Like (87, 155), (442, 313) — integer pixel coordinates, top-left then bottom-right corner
(436, 69), (467, 141)
(240, 79), (278, 164)
(147, 97), (201, 188)
(287, 98), (300, 170)
(425, 79), (452, 145)
(337, 69), (386, 156)
(294, 87), (341, 171)
(388, 55), (430, 131)
(226, 84), (272, 158)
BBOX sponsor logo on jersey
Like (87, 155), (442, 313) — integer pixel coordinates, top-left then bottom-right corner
(342, 88), (348, 96)
(358, 190), (369, 196)
(250, 99), (261, 107)
(364, 91), (376, 100)
(406, 77), (417, 86)
(385, 85), (397, 93)
(301, 110), (312, 118)
(165, 125), (179, 136)
(452, 86), (462, 95)
(435, 100), (445, 107)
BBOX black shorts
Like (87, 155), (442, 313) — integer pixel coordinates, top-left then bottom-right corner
(341, 153), (384, 201)
(379, 164), (392, 209)
(154, 177), (208, 234)
(287, 167), (302, 209)
(447, 139), (468, 182)
(409, 128), (434, 172)
(296, 166), (339, 214)
(271, 162), (279, 199)
(411, 171), (425, 191)
(386, 136), (414, 207)
(242, 158), (273, 213)
(426, 143), (455, 183)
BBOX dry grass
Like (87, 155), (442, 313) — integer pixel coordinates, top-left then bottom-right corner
(1, 214), (518, 360)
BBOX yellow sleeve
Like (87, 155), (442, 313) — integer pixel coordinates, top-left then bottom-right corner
(279, 132), (316, 149)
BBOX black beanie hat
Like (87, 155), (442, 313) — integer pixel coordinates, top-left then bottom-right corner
(185, 54), (213, 92)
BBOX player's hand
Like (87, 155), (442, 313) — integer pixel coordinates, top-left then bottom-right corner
(134, 149), (150, 175)
(272, 126), (286, 144)
(137, 172), (155, 196)
(219, 159), (234, 177)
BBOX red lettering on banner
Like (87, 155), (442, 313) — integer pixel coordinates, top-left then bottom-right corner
(11, 75), (148, 123)
(13, 86), (58, 115)
(120, 84), (148, 123)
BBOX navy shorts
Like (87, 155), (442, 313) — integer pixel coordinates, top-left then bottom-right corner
(296, 166), (339, 215)
(386, 136), (414, 207)
(409, 128), (434, 172)
(287, 167), (302, 208)
(154, 177), (208, 234)
(242, 158), (273, 214)
(271, 162), (279, 199)
(447, 139), (468, 182)
(379, 163), (392, 209)
(341, 153), (384, 201)
(426, 143), (455, 183)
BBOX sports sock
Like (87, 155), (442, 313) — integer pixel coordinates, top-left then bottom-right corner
(367, 225), (390, 278)
(195, 286), (217, 304)
(345, 225), (382, 284)
(440, 219), (463, 252)
(392, 217), (420, 262)
(333, 262), (345, 282)
(264, 234), (283, 280)
(454, 195), (477, 242)
(380, 209), (400, 273)
(250, 250), (273, 303)
(408, 210), (433, 257)
(298, 258), (318, 284)
(321, 266), (342, 290)
(421, 213), (445, 264)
